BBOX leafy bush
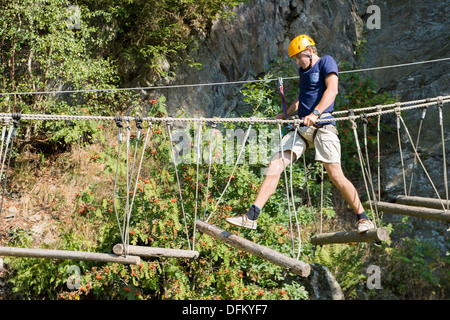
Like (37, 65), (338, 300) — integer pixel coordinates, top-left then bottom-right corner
(370, 235), (450, 299)
(0, 0), (139, 148)
(82, 0), (246, 80)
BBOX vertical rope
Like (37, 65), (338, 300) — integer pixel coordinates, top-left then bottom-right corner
(407, 106), (427, 195)
(0, 122), (8, 186)
(350, 117), (376, 227)
(124, 120), (151, 255)
(395, 109), (408, 196)
(167, 123), (192, 250)
(0, 122), (13, 197)
(192, 121), (203, 250)
(320, 162), (324, 234)
(437, 98), (449, 211)
(376, 107), (381, 201)
(113, 117), (125, 248)
(203, 124), (215, 221)
(288, 127), (302, 259)
(277, 124), (294, 257)
(205, 125), (252, 223)
(361, 115), (380, 225)
(398, 115), (447, 211)
(0, 116), (19, 216)
(302, 152), (318, 232)
(122, 121), (132, 254)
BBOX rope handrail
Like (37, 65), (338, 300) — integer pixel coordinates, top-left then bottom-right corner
(0, 96), (448, 124)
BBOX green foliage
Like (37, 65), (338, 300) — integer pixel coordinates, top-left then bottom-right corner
(240, 74), (277, 118)
(370, 237), (450, 299)
(83, 0), (247, 79)
(0, 0), (139, 146)
(314, 244), (366, 299)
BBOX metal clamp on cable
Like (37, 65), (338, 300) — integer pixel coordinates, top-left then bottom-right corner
(114, 115), (123, 128)
(437, 96), (443, 126)
(437, 96), (443, 109)
(292, 115), (301, 127)
(347, 109), (357, 129)
(394, 102), (402, 115)
(114, 116), (123, 143)
(135, 116), (143, 130)
(360, 114), (369, 125)
(11, 112), (21, 138)
(277, 77), (283, 91)
(135, 116), (143, 140)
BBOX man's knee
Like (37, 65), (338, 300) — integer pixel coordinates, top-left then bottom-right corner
(324, 163), (346, 186)
(266, 152), (295, 176)
(266, 158), (285, 176)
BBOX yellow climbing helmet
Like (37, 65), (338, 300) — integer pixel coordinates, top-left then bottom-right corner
(288, 34), (315, 58)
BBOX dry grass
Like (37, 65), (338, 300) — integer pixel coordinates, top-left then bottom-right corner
(0, 129), (115, 247)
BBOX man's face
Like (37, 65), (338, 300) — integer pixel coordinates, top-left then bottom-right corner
(293, 49), (311, 69)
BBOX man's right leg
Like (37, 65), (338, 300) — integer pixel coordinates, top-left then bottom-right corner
(254, 150), (297, 209)
(225, 150), (297, 229)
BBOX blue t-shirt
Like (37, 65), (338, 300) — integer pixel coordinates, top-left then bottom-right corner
(298, 55), (338, 125)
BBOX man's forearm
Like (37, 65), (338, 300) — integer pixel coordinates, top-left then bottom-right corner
(284, 99), (299, 118)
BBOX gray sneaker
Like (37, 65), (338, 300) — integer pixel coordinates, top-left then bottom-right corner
(225, 214), (257, 230)
(356, 219), (375, 233)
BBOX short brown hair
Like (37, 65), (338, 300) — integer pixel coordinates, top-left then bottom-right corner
(305, 45), (318, 55)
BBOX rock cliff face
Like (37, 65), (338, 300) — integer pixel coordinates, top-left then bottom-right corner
(357, 0), (449, 201)
(361, 0), (449, 101)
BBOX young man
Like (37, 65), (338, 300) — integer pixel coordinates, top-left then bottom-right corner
(226, 34), (374, 233)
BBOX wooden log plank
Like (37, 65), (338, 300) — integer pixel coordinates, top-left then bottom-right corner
(113, 244), (199, 259)
(373, 201), (450, 222)
(396, 195), (450, 210)
(0, 247), (140, 265)
(310, 228), (390, 246)
(195, 219), (310, 278)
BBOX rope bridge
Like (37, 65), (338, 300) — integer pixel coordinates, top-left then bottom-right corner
(0, 95), (448, 278)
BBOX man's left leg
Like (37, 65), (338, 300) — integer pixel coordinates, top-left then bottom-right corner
(323, 162), (374, 233)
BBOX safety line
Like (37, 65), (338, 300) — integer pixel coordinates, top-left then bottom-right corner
(0, 58), (448, 96)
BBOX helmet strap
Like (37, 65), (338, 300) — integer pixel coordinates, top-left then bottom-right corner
(303, 53), (312, 71)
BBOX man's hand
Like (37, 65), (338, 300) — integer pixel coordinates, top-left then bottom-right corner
(274, 113), (286, 120)
(302, 113), (318, 127)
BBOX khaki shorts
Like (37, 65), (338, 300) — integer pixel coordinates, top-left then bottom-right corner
(276, 125), (341, 164)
